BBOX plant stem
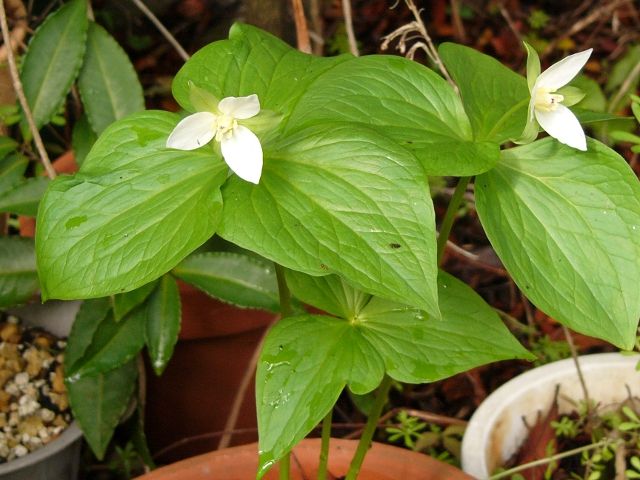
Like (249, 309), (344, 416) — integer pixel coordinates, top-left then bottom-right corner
(436, 176), (471, 265)
(317, 409), (333, 480)
(489, 439), (612, 480)
(129, 0), (189, 61)
(279, 452), (291, 480)
(345, 376), (393, 480)
(274, 263), (293, 317)
(562, 325), (591, 415)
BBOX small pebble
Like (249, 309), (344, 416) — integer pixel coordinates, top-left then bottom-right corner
(0, 318), (70, 463)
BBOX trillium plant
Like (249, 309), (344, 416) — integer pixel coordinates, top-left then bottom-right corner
(35, 23), (640, 479)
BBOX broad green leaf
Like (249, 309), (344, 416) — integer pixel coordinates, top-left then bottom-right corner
(287, 54), (498, 176)
(285, 269), (371, 319)
(0, 153), (28, 193)
(145, 275), (181, 375)
(358, 271), (533, 383)
(0, 177), (49, 215)
(257, 314), (384, 477)
(606, 46), (640, 93)
(0, 136), (17, 160)
(476, 138), (640, 348)
(64, 297), (111, 372)
(172, 23), (350, 120)
(72, 114), (97, 166)
(0, 237), (38, 307)
(256, 271), (530, 475)
(173, 23), (497, 176)
(219, 123), (439, 317)
(78, 22), (145, 135)
(36, 111), (227, 300)
(67, 359), (137, 459)
(172, 252), (279, 311)
(439, 42), (530, 144)
(573, 75), (607, 113)
(573, 109), (627, 124)
(20, 0), (88, 128)
(112, 281), (157, 321)
(67, 308), (145, 380)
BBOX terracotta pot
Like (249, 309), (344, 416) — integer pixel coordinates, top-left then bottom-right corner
(145, 283), (276, 463)
(137, 438), (472, 479)
(461, 353), (640, 477)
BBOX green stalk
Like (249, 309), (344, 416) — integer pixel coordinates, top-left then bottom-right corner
(275, 262), (293, 480)
(345, 376), (393, 480)
(274, 263), (293, 317)
(436, 176), (471, 265)
(279, 452), (291, 480)
(317, 409), (333, 480)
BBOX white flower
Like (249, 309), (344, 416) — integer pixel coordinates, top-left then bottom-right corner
(525, 45), (592, 151)
(166, 94), (263, 184)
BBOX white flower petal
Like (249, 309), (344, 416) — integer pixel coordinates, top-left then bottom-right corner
(166, 112), (217, 150)
(218, 94), (260, 120)
(220, 125), (263, 184)
(535, 104), (587, 151)
(537, 49), (593, 90)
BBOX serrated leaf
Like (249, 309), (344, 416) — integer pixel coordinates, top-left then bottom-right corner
(256, 271), (530, 476)
(439, 42), (530, 144)
(67, 359), (137, 459)
(72, 114), (97, 166)
(476, 138), (640, 349)
(67, 308), (145, 380)
(36, 111), (227, 300)
(219, 123), (439, 317)
(0, 176), (49, 215)
(0, 136), (17, 160)
(112, 281), (157, 322)
(0, 153), (28, 193)
(20, 0), (88, 129)
(145, 275), (180, 375)
(64, 297), (112, 372)
(172, 252), (279, 311)
(78, 22), (145, 135)
(0, 237), (38, 307)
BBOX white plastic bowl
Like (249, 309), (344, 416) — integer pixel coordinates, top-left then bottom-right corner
(461, 353), (640, 478)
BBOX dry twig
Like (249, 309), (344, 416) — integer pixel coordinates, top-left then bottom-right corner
(290, 0), (311, 53)
(381, 0), (457, 92)
(342, 0), (358, 56)
(129, 0), (189, 62)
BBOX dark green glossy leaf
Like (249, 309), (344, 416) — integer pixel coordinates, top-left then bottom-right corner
(64, 297), (111, 372)
(20, 0), (88, 128)
(0, 237), (38, 307)
(145, 275), (180, 375)
(112, 281), (157, 322)
(0, 177), (49, 215)
(173, 252), (279, 311)
(67, 308), (145, 380)
(72, 114), (97, 166)
(67, 359), (137, 459)
(78, 22), (145, 135)
(0, 153), (27, 193)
